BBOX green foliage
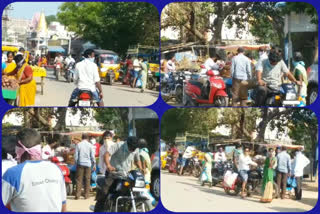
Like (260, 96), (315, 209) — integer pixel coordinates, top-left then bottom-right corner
(285, 2), (318, 24)
(94, 108), (129, 137)
(57, 2), (159, 56)
(45, 15), (57, 25)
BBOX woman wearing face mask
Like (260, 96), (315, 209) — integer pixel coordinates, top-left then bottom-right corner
(292, 52), (307, 104)
(2, 128), (67, 212)
(6, 54), (36, 106)
(260, 148), (277, 203)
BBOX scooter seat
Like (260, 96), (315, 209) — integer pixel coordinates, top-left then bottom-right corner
(189, 80), (203, 88)
(96, 175), (106, 187)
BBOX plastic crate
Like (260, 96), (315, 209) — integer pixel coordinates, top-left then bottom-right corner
(2, 88), (18, 99)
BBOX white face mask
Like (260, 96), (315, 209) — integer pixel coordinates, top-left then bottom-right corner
(259, 51), (264, 56)
(88, 57), (95, 62)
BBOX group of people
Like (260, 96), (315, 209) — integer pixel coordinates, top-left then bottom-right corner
(166, 143), (310, 203)
(1, 128), (153, 212)
(122, 55), (150, 93)
(2, 48), (37, 106)
(160, 46), (308, 106)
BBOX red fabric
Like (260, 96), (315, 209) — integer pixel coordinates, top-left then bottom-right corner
(95, 143), (101, 157)
(126, 59), (133, 67)
(21, 65), (33, 80)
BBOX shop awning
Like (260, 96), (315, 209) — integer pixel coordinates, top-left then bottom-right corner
(48, 46), (65, 53)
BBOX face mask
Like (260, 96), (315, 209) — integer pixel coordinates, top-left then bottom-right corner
(259, 51), (264, 56)
(88, 57), (95, 62)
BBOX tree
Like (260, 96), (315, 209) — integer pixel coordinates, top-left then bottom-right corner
(57, 2), (159, 55)
(45, 15), (57, 25)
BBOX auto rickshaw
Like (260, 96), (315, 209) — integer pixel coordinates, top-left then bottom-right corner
(94, 49), (120, 85)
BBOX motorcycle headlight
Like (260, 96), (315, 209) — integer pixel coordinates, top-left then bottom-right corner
(286, 92), (296, 100)
(135, 179), (145, 188)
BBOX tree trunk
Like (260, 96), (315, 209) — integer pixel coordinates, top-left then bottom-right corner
(239, 109), (245, 139)
(54, 108), (68, 131)
(313, 34), (318, 63)
(257, 108), (269, 142)
(211, 2), (224, 44)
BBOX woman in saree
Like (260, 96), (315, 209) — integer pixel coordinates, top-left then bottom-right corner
(168, 143), (179, 173)
(260, 148), (277, 203)
(200, 148), (213, 187)
(3, 51), (16, 74)
(6, 54), (36, 106)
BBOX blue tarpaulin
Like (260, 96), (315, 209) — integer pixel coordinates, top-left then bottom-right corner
(48, 46), (65, 53)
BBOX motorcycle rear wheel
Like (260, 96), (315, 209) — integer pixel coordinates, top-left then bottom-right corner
(147, 77), (156, 90)
(175, 86), (183, 104)
(224, 184), (241, 196)
(56, 69), (60, 81)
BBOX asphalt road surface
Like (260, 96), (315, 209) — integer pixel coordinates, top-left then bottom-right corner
(161, 171), (318, 212)
(34, 69), (159, 106)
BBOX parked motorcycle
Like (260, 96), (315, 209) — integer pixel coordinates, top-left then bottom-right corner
(147, 71), (156, 90)
(51, 156), (73, 196)
(161, 71), (191, 104)
(183, 70), (228, 106)
(93, 170), (154, 212)
(176, 156), (202, 177)
(251, 83), (301, 107)
(211, 161), (233, 186)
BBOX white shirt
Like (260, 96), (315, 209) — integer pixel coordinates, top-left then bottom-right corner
(74, 58), (100, 92)
(2, 160), (66, 212)
(183, 146), (195, 159)
(292, 152), (310, 177)
(133, 59), (141, 71)
(98, 140), (116, 174)
(2, 159), (17, 176)
(65, 57), (75, 67)
(256, 52), (268, 70)
(166, 60), (176, 73)
(204, 58), (220, 71)
(239, 154), (257, 171)
(42, 145), (55, 160)
(214, 152), (227, 162)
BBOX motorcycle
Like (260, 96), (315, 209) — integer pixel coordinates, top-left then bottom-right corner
(224, 166), (279, 198)
(211, 161), (233, 186)
(65, 62), (75, 83)
(147, 71), (156, 90)
(92, 170), (154, 212)
(176, 156), (202, 177)
(252, 83), (301, 107)
(161, 71), (191, 104)
(71, 89), (98, 107)
(51, 156), (73, 196)
(183, 70), (228, 106)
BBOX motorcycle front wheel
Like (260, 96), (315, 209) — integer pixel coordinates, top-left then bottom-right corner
(130, 201), (152, 212)
(175, 86), (183, 104)
(56, 68), (60, 81)
(214, 96), (227, 107)
(147, 77), (156, 90)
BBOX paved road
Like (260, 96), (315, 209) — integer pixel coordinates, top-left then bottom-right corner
(66, 194), (95, 212)
(34, 69), (159, 106)
(161, 171), (318, 212)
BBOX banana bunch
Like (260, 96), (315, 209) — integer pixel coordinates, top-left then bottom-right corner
(30, 66), (47, 77)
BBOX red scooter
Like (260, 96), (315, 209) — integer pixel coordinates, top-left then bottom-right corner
(183, 70), (228, 106)
(51, 157), (73, 196)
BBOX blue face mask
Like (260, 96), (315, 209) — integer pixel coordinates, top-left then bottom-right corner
(88, 57), (95, 62)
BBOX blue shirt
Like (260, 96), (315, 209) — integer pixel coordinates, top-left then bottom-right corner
(276, 151), (291, 173)
(231, 53), (252, 80)
(75, 140), (96, 168)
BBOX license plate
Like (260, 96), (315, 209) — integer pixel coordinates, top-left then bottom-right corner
(78, 100), (91, 106)
(283, 100), (300, 106)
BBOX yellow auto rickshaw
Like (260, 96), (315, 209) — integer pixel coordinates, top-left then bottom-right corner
(94, 49), (120, 85)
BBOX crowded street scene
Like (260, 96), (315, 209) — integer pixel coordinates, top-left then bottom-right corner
(160, 2), (318, 107)
(161, 108), (318, 212)
(2, 107), (160, 212)
(2, 2), (160, 107)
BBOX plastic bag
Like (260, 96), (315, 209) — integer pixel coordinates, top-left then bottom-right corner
(200, 168), (209, 182)
(223, 170), (238, 188)
(136, 78), (142, 88)
(91, 170), (97, 182)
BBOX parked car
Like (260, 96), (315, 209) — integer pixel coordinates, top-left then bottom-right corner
(307, 61), (318, 105)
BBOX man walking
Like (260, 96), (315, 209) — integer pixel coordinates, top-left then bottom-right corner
(98, 131), (115, 175)
(276, 146), (291, 199)
(292, 149), (310, 200)
(231, 47), (252, 106)
(139, 57), (148, 93)
(74, 133), (96, 199)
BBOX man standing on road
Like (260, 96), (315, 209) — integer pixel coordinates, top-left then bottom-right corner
(292, 149), (310, 200)
(238, 147), (258, 198)
(179, 146), (195, 176)
(2, 128), (67, 212)
(139, 57), (148, 93)
(132, 57), (141, 88)
(74, 133), (96, 199)
(276, 146), (291, 199)
(231, 47), (252, 106)
(68, 49), (104, 106)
